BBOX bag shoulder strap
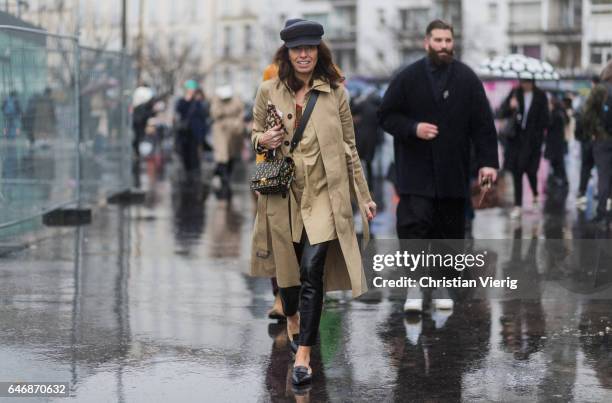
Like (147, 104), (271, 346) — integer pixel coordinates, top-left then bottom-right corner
(289, 90), (319, 153)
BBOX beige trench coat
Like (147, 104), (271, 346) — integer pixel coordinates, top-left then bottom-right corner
(211, 96), (245, 163)
(249, 77), (372, 298)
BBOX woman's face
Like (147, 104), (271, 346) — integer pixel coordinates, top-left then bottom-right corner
(288, 45), (318, 76)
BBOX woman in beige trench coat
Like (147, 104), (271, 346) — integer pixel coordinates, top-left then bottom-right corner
(249, 19), (376, 386)
(210, 86), (244, 192)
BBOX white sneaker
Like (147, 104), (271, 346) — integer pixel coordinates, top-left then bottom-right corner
(432, 309), (453, 329)
(404, 317), (422, 345)
(432, 298), (454, 310)
(403, 298), (424, 313)
(510, 206), (522, 219)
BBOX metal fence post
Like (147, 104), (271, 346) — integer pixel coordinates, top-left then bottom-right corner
(74, 37), (81, 206)
(119, 50), (127, 190)
(74, 0), (82, 206)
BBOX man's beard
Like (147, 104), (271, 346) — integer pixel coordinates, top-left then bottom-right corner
(428, 47), (454, 65)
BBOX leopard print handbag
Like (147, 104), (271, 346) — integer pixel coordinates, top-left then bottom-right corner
(250, 156), (296, 195)
(250, 93), (319, 196)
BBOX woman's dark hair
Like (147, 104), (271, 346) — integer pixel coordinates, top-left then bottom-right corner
(274, 41), (342, 93)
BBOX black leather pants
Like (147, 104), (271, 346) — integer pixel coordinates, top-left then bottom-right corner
(279, 232), (330, 347)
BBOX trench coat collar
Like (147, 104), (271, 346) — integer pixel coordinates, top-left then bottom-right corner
(311, 78), (331, 93)
(276, 77), (332, 94)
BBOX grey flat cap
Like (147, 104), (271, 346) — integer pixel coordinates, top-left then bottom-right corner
(280, 20), (324, 48)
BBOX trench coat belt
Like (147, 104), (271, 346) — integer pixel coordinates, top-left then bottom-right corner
(348, 165), (370, 246)
(254, 194), (271, 258)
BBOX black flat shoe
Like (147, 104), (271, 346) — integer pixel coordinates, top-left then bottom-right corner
(291, 365), (312, 385)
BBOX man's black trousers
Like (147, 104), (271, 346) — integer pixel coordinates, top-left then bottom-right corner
(396, 194), (466, 239)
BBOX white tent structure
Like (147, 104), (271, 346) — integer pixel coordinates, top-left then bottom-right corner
(477, 54), (560, 80)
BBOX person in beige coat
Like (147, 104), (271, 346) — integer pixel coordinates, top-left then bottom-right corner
(250, 19), (376, 386)
(210, 86), (244, 194)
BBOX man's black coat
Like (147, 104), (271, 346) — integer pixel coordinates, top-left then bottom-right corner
(378, 58), (499, 199)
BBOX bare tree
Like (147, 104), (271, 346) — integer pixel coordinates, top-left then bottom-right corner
(359, 20), (414, 78)
(12, 0), (114, 90)
(141, 37), (202, 95)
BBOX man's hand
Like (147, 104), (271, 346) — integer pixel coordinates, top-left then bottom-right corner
(363, 201), (377, 221)
(478, 167), (498, 186)
(416, 123), (439, 140)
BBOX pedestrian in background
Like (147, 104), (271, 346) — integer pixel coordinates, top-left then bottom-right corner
(175, 80), (206, 175)
(210, 85), (244, 196)
(22, 94), (37, 146)
(545, 94), (569, 187)
(351, 87), (383, 190)
(33, 87), (57, 144)
(499, 78), (549, 218)
(2, 90), (22, 139)
(193, 89), (211, 152)
(132, 84), (156, 158)
(575, 75), (601, 207)
(250, 19), (375, 386)
(378, 19), (498, 313)
(582, 61), (612, 223)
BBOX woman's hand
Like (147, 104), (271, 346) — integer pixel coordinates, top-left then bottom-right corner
(364, 201), (377, 221)
(258, 124), (284, 150)
(509, 96), (519, 110)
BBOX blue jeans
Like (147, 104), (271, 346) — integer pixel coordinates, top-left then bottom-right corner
(4, 117), (18, 139)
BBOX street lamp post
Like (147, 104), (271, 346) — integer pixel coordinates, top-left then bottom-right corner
(136, 0), (144, 84)
(121, 0), (127, 51)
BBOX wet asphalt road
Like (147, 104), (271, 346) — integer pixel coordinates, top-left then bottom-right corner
(1, 155), (612, 403)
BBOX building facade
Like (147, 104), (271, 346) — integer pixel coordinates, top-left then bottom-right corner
(582, 0), (612, 74)
(464, 0), (612, 77)
(7, 0), (612, 99)
(357, 0), (462, 77)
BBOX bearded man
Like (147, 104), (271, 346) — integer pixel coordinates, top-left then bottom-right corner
(378, 20), (499, 313)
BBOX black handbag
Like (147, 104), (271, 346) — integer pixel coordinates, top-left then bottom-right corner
(498, 112), (518, 140)
(250, 91), (319, 195)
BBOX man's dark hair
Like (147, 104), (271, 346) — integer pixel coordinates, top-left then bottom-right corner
(591, 74), (601, 85)
(426, 19), (454, 37)
(274, 41), (342, 93)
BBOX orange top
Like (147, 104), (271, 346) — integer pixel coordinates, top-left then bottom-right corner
(294, 104), (302, 129)
(262, 64), (279, 81)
